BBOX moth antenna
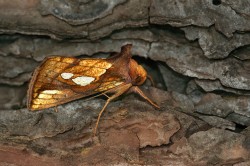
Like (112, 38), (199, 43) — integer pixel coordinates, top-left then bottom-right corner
(79, 92), (107, 102)
(79, 88), (120, 103)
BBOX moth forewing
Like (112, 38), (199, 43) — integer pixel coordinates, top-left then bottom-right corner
(27, 44), (159, 135)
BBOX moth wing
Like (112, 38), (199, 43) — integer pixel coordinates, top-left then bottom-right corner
(27, 56), (126, 110)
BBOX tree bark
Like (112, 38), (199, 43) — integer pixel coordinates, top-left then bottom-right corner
(0, 0), (250, 165)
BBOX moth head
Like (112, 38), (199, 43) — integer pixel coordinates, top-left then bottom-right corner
(129, 59), (147, 85)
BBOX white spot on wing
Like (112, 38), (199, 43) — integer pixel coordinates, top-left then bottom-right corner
(72, 76), (95, 86)
(61, 72), (74, 79)
(38, 93), (52, 99)
(115, 82), (123, 86)
(42, 90), (62, 94)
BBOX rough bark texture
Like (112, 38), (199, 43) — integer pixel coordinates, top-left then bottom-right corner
(0, 0), (250, 165)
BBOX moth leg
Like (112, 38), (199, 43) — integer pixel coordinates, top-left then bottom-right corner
(102, 93), (110, 98)
(147, 75), (155, 87)
(93, 84), (132, 136)
(130, 86), (160, 109)
(54, 107), (58, 112)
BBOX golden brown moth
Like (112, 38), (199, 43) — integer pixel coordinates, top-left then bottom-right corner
(27, 44), (159, 135)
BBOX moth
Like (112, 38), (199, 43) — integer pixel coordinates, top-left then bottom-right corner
(27, 44), (159, 135)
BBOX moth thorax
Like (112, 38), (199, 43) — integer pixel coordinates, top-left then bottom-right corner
(129, 59), (147, 85)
